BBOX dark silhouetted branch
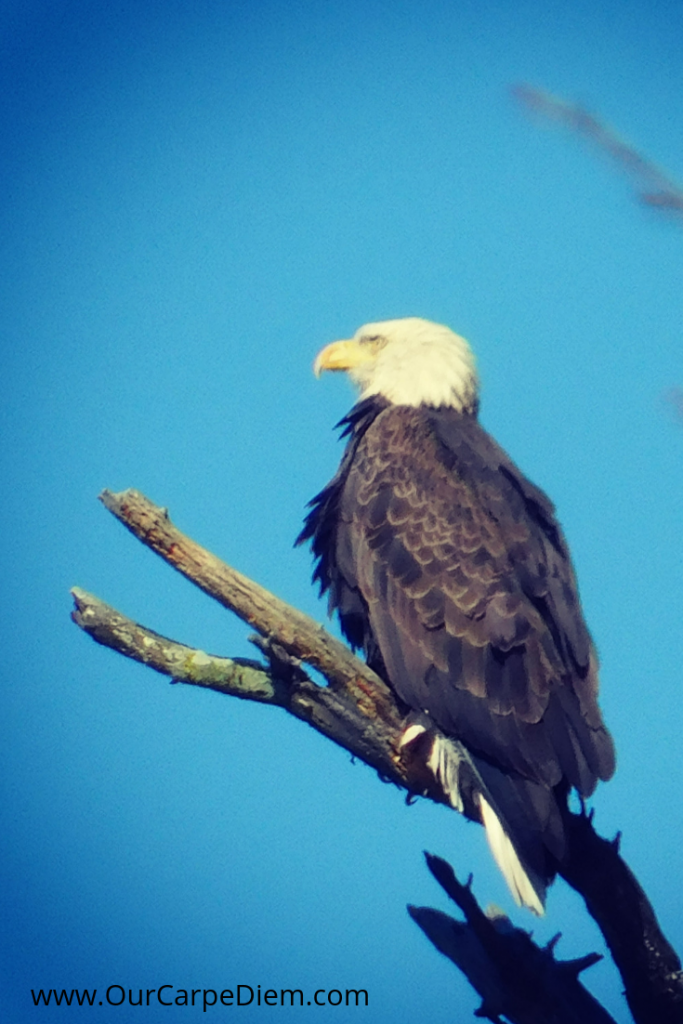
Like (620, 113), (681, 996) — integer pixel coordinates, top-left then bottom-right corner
(409, 852), (617, 1024)
(559, 811), (683, 1024)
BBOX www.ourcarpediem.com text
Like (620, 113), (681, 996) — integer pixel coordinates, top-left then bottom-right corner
(32, 984), (369, 1011)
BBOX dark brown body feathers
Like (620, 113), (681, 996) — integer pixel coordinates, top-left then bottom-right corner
(299, 397), (615, 886)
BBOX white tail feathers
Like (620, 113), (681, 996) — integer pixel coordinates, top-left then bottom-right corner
(478, 795), (546, 916)
(423, 733), (546, 916)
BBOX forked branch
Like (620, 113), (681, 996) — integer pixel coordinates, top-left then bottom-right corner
(72, 489), (682, 1024)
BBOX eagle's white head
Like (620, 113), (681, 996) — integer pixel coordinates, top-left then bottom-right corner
(313, 317), (479, 413)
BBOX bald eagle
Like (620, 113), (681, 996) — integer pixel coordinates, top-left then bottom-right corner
(298, 317), (615, 914)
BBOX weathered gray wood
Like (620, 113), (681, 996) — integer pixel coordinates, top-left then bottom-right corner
(98, 488), (394, 704)
(71, 585), (421, 792)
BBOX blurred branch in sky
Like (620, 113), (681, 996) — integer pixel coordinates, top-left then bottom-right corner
(511, 83), (683, 219)
(663, 387), (683, 424)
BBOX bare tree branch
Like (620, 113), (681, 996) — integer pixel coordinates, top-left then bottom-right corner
(410, 853), (617, 1024)
(512, 83), (683, 218)
(72, 488), (683, 1023)
(663, 387), (683, 425)
(70, 587), (439, 800)
(71, 587), (288, 702)
(559, 813), (683, 1024)
(96, 489), (396, 706)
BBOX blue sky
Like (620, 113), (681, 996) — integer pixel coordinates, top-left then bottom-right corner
(2, 0), (682, 1020)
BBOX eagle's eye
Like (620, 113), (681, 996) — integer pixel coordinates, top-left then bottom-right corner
(359, 333), (386, 351)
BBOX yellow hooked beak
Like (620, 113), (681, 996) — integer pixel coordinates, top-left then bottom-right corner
(313, 339), (374, 378)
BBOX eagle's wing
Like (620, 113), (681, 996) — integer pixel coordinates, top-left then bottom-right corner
(334, 405), (615, 796)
